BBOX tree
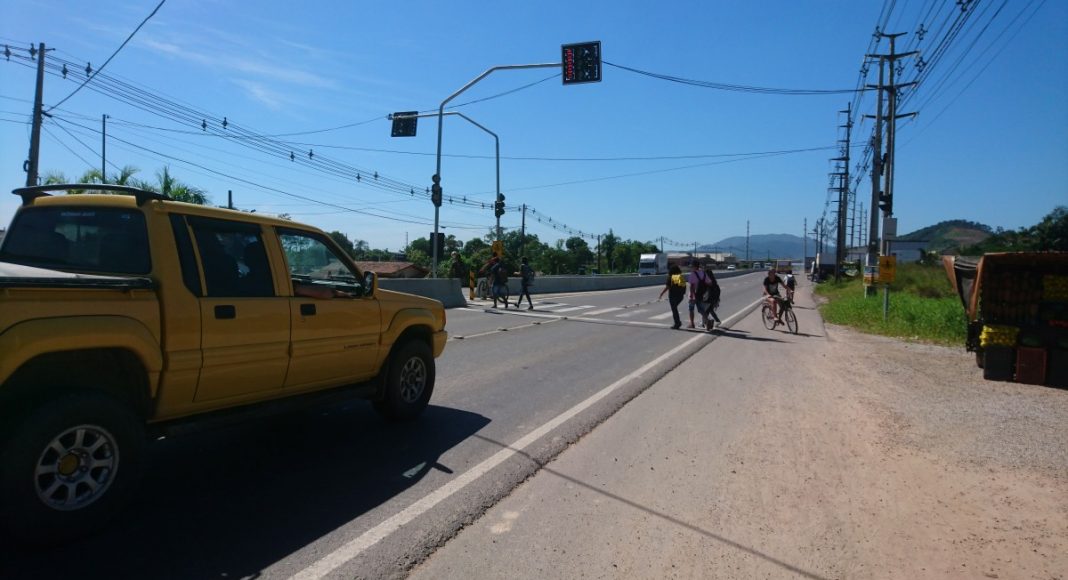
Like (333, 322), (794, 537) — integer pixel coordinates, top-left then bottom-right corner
(565, 236), (593, 273)
(1033, 206), (1068, 251)
(147, 166), (210, 205)
(601, 229), (619, 273)
(328, 231), (355, 257)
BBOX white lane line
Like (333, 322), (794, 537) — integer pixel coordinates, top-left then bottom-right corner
(614, 309), (650, 318)
(649, 311), (674, 320)
(531, 303), (570, 311)
(552, 305), (596, 313)
(292, 332), (709, 580)
(583, 306), (623, 316)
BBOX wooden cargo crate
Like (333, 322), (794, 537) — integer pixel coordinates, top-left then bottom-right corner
(1015, 346), (1047, 385)
(983, 347), (1015, 382)
(1049, 348), (1068, 388)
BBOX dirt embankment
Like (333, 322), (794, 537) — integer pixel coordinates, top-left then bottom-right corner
(717, 323), (1068, 579)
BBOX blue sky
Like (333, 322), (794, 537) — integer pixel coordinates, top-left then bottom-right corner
(1, 1), (1065, 253)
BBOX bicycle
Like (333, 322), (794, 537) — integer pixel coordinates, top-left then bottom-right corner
(761, 295), (798, 334)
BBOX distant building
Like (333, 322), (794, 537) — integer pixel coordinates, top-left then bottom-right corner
(355, 261), (428, 279)
(885, 239), (929, 263)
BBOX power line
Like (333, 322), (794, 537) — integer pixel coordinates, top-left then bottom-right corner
(47, 0), (166, 112)
(604, 60), (870, 95)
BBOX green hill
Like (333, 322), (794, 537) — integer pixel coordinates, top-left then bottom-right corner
(898, 220), (992, 252)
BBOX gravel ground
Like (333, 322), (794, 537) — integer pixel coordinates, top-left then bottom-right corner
(824, 325), (1068, 483)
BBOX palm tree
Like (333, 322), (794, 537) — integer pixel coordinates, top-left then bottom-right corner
(38, 165), (209, 205)
(148, 166), (209, 205)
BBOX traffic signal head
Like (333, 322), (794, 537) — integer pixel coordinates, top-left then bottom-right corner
(431, 182), (442, 207)
(562, 41), (602, 85)
(878, 192), (892, 215)
(390, 112), (418, 137)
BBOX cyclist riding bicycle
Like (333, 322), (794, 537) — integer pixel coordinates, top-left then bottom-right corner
(762, 268), (788, 324)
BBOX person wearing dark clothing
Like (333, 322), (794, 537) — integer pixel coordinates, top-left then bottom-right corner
(516, 256), (535, 310)
(658, 264), (688, 329)
(448, 251), (467, 280)
(704, 265), (722, 327)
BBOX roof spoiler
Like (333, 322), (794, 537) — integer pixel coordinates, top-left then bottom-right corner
(11, 183), (173, 206)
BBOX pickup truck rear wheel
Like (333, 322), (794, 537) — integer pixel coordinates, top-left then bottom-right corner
(374, 340), (435, 421)
(0, 392), (144, 544)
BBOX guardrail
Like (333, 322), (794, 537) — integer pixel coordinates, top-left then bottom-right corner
(379, 270), (752, 308)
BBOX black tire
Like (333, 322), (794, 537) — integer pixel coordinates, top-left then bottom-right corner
(0, 391), (144, 544)
(784, 308), (798, 334)
(761, 304), (776, 330)
(373, 340), (435, 421)
(976, 351), (985, 368)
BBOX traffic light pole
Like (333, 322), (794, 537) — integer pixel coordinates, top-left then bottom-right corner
(433, 62), (559, 277)
(391, 110), (501, 271)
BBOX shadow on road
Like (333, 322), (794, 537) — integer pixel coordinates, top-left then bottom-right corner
(715, 329), (786, 343)
(1, 403), (489, 580)
(473, 434), (830, 580)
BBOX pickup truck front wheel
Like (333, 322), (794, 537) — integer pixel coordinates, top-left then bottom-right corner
(374, 340), (435, 421)
(0, 392), (144, 543)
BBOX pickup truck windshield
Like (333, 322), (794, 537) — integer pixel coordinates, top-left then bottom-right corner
(0, 206), (151, 275)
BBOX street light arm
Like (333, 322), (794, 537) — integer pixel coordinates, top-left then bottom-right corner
(431, 61), (559, 278)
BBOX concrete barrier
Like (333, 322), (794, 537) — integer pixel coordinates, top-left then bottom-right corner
(378, 277), (467, 308)
(378, 270), (752, 308)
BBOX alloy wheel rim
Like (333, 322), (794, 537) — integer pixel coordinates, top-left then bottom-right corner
(34, 424), (119, 511)
(399, 357), (427, 403)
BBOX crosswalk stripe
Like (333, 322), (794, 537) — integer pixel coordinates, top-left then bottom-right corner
(552, 305), (596, 313)
(614, 309), (651, 318)
(649, 311), (674, 320)
(583, 307), (623, 316)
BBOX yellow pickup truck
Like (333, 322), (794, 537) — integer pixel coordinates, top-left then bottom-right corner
(0, 184), (447, 542)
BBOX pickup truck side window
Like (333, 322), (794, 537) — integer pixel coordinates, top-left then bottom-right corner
(0, 206), (150, 274)
(186, 217), (274, 298)
(169, 214), (203, 296)
(278, 229), (363, 296)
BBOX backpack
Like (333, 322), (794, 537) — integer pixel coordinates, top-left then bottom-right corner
(491, 261), (508, 284)
(704, 267), (721, 306)
(695, 270), (715, 304)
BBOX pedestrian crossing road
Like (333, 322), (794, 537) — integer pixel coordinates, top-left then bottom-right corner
(456, 297), (719, 329)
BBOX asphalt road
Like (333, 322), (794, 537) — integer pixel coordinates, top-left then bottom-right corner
(1, 271), (769, 580)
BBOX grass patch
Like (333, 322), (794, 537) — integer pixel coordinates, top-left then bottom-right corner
(814, 263), (967, 345)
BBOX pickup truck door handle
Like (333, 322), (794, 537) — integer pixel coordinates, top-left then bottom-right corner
(214, 305), (236, 319)
(300, 303), (316, 316)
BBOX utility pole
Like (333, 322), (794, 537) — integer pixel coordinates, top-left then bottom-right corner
(833, 102), (852, 282)
(597, 234), (602, 273)
(228, 189), (233, 210)
(745, 220), (750, 263)
(101, 114), (109, 183)
(866, 32), (918, 279)
(803, 218), (807, 267)
(25, 43), (46, 187)
(519, 204), (527, 260)
(865, 55), (885, 276)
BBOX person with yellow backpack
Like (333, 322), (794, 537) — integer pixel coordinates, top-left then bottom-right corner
(658, 263), (688, 329)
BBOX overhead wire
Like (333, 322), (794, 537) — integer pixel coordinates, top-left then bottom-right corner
(46, 0), (165, 112)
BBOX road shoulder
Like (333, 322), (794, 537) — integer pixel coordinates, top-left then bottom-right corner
(409, 285), (1068, 579)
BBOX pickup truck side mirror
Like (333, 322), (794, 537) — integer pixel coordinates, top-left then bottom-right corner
(363, 270), (377, 297)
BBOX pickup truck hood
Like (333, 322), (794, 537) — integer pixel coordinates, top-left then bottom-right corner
(0, 261), (154, 290)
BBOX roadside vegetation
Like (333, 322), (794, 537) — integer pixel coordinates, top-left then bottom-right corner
(814, 262), (967, 345)
(815, 206), (1067, 345)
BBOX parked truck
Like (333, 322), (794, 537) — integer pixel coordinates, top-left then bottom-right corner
(944, 252), (1068, 387)
(638, 252), (668, 275)
(0, 184), (448, 543)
